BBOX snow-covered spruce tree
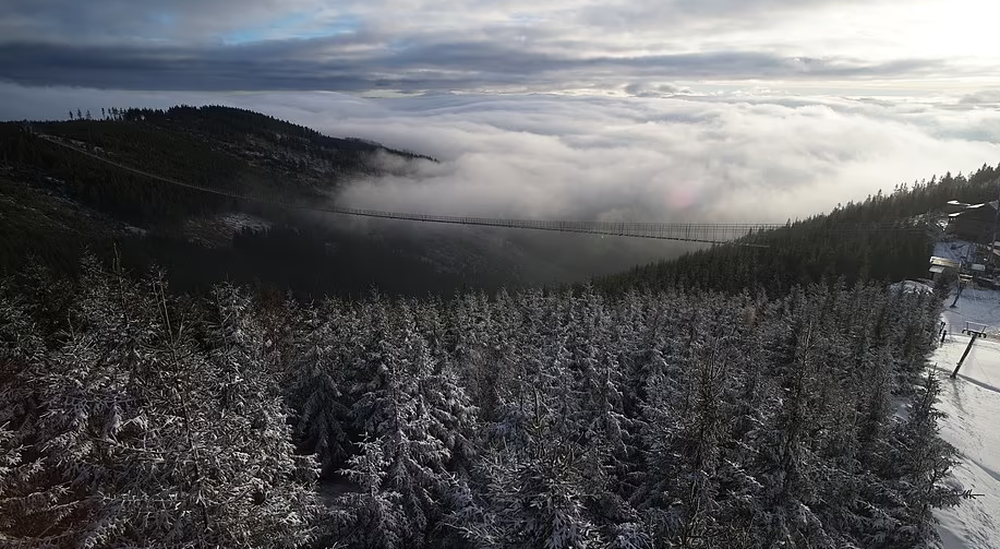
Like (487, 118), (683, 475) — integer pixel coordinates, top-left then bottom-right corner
(337, 300), (467, 548)
(335, 436), (410, 549)
(0, 256), (178, 546)
(878, 372), (963, 548)
(418, 348), (480, 478)
(635, 305), (750, 548)
(0, 275), (58, 545)
(204, 282), (324, 546)
(400, 298), (481, 479)
(748, 295), (835, 549)
(452, 290), (625, 549)
(891, 290), (943, 382)
(713, 311), (773, 549)
(563, 287), (650, 537)
(2, 260), (320, 548)
(285, 297), (355, 474)
(565, 288), (627, 454)
(473, 289), (546, 453)
(469, 288), (527, 448)
(446, 292), (505, 425)
(455, 443), (605, 549)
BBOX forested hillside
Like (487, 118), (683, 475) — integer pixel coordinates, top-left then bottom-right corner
(0, 259), (965, 548)
(601, 163), (1000, 294)
(1, 106), (428, 223)
(2, 107), (666, 296)
(0, 108), (537, 295)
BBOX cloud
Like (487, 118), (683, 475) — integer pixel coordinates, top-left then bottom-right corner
(0, 0), (894, 44)
(960, 90), (1000, 105)
(0, 38), (955, 94)
(624, 83), (693, 97)
(3, 83), (996, 228)
(323, 95), (1000, 224)
(0, 0), (327, 43)
(2, 0), (997, 95)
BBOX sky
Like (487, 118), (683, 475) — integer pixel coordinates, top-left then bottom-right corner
(2, 0), (1000, 223)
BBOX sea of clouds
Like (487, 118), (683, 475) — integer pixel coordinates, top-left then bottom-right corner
(2, 83), (999, 226)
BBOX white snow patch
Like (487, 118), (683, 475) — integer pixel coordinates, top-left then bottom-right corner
(218, 212), (272, 233)
(183, 212), (273, 248)
(931, 288), (1000, 549)
(891, 280), (934, 295)
(943, 288), (1000, 337)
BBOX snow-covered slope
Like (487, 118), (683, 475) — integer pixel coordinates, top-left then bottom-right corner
(931, 292), (1000, 549)
(943, 287), (1000, 337)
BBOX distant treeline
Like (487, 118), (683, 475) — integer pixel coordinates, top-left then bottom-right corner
(600, 163), (1000, 295)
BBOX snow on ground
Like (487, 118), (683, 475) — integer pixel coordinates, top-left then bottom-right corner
(943, 287), (1000, 337)
(891, 280), (934, 295)
(931, 290), (1000, 549)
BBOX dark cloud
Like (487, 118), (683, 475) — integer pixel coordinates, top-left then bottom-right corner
(0, 37), (951, 93)
(0, 0), (312, 42)
(0, 0), (980, 95)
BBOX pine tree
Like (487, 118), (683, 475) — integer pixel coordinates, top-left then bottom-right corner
(882, 372), (964, 547)
(286, 298), (354, 473)
(338, 299), (465, 548)
(0, 261), (321, 547)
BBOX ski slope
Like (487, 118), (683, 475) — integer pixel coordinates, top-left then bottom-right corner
(931, 289), (1000, 549)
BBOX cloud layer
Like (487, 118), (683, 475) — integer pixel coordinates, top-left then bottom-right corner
(0, 40), (954, 94)
(3, 84), (997, 226)
(326, 95), (1000, 224)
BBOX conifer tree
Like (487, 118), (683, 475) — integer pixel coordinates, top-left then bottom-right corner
(286, 298), (354, 473)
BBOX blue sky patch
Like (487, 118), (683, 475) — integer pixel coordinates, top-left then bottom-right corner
(222, 12), (360, 44)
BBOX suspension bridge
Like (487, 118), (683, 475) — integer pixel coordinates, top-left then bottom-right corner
(36, 133), (927, 245)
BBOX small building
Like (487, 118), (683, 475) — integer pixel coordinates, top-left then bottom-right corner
(947, 201), (1000, 242)
(929, 256), (960, 281)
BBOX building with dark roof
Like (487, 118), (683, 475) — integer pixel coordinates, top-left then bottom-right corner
(947, 201), (999, 242)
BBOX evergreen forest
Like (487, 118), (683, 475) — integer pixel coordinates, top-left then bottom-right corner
(0, 258), (965, 548)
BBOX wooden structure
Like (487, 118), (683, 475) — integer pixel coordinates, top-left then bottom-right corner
(947, 201), (1000, 242)
(929, 256), (960, 280)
